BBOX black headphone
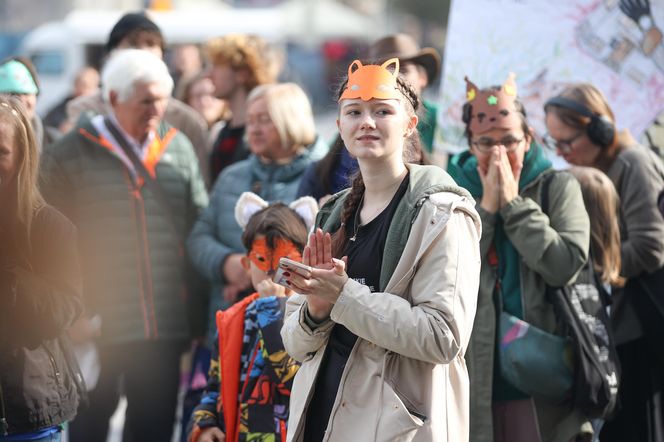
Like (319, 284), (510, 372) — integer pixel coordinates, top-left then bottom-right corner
(544, 96), (616, 148)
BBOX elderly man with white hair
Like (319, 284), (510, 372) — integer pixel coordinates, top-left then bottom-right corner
(41, 48), (208, 442)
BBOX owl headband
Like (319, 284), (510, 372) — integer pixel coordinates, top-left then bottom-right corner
(465, 73), (521, 135)
(339, 58), (402, 102)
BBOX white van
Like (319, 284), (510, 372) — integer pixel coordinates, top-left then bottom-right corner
(20, 3), (380, 115)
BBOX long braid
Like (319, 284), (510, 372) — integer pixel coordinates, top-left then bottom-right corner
(330, 173), (365, 258)
(395, 76), (420, 112)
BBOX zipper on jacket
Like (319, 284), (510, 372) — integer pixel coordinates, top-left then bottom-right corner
(0, 378), (8, 435)
(43, 344), (62, 384)
(410, 197), (428, 225)
(134, 189), (158, 338)
(125, 170), (157, 339)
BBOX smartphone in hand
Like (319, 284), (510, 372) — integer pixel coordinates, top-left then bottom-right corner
(273, 257), (312, 288)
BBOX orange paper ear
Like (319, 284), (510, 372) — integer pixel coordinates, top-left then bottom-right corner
(339, 57), (402, 102)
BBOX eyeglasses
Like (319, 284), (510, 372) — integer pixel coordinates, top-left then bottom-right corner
(471, 136), (524, 153)
(543, 131), (584, 153)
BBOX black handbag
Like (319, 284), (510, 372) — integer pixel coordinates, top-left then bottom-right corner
(541, 172), (620, 418)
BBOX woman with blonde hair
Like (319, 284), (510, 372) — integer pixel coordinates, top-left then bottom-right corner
(545, 83), (664, 441)
(188, 82), (327, 342)
(0, 97), (82, 441)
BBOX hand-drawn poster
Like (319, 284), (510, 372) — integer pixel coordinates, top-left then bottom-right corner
(436, 0), (664, 159)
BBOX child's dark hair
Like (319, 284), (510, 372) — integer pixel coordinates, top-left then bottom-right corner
(241, 203), (309, 253)
(461, 85), (532, 145)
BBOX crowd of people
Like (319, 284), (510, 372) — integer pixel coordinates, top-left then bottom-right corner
(1, 9), (663, 442)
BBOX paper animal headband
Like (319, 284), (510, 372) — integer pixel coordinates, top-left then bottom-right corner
(465, 72), (521, 135)
(339, 58), (402, 102)
(234, 192), (318, 232)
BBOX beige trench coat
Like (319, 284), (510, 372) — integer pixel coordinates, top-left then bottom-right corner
(281, 190), (482, 442)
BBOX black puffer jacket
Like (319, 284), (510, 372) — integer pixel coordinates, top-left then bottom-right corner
(0, 205), (83, 435)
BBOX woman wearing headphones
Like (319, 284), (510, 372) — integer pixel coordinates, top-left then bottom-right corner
(544, 83), (664, 442)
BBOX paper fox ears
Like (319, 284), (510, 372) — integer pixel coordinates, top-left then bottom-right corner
(234, 192), (319, 231)
(338, 58), (402, 102)
(464, 72), (521, 135)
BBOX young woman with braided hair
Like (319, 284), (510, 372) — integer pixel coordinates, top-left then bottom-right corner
(280, 58), (482, 442)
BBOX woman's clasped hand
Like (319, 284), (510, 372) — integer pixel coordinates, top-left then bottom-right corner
(477, 145), (522, 214)
(280, 228), (348, 321)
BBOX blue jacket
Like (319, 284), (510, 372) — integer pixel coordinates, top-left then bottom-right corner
(297, 146), (358, 201)
(187, 138), (327, 339)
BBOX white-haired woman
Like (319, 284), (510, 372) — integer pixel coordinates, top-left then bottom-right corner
(188, 82), (327, 337)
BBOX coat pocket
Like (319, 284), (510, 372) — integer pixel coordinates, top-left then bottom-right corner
(376, 381), (425, 442)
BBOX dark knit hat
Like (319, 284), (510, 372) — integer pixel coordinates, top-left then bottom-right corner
(106, 12), (163, 53)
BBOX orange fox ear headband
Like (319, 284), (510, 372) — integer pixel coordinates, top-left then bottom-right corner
(339, 58), (403, 102)
(465, 72), (521, 135)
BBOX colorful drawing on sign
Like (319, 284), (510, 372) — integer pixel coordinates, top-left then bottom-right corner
(436, 0), (664, 160)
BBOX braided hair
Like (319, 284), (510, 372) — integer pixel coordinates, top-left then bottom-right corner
(330, 74), (421, 258)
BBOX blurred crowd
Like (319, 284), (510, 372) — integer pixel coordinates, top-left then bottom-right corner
(1, 9), (663, 442)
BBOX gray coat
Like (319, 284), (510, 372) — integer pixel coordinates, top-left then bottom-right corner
(606, 144), (664, 344)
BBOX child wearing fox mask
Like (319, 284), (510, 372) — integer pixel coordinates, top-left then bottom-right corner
(448, 76), (592, 442)
(187, 192), (317, 442)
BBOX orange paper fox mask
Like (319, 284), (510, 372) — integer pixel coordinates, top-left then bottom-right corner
(248, 237), (302, 273)
(339, 58), (402, 102)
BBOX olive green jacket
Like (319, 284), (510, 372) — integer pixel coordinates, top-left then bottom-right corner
(467, 170), (592, 442)
(41, 117), (208, 345)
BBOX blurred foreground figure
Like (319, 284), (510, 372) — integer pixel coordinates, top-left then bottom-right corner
(0, 96), (83, 442)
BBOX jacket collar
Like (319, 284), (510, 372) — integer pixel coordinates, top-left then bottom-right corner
(75, 116), (177, 181)
(317, 164), (472, 291)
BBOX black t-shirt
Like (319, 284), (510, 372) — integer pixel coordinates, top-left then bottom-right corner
(303, 173), (410, 441)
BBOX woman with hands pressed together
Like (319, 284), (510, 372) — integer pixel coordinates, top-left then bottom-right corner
(280, 58), (482, 442)
(448, 75), (591, 442)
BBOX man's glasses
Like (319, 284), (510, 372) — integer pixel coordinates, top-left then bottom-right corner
(543, 131), (584, 153)
(471, 136), (524, 153)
